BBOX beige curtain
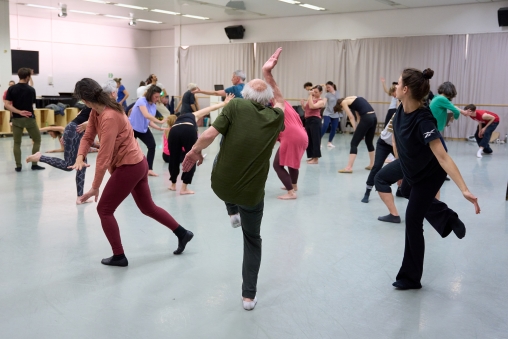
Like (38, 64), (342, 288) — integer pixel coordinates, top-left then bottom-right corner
(178, 43), (254, 107)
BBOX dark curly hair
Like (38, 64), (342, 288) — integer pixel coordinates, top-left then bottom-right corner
(73, 78), (123, 113)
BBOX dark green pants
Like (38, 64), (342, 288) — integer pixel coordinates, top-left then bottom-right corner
(12, 118), (41, 167)
(225, 200), (264, 299)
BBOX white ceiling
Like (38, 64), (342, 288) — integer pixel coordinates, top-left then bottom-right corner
(8, 0), (503, 31)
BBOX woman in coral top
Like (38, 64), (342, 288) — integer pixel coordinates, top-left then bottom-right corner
(70, 78), (193, 267)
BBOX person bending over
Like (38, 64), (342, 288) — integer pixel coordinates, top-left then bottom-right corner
(462, 104), (500, 158)
(181, 48), (285, 311)
(69, 78), (193, 267)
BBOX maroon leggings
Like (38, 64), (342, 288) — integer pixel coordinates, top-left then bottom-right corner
(273, 149), (299, 191)
(97, 158), (179, 255)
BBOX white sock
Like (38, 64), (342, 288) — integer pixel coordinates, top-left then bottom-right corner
(477, 149), (483, 158)
(230, 214), (241, 228)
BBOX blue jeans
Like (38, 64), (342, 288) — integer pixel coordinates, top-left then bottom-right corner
(475, 122), (498, 152)
(320, 116), (339, 142)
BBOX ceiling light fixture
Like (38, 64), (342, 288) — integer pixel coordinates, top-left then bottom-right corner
(83, 0), (110, 3)
(24, 4), (58, 10)
(182, 14), (209, 20)
(278, 0), (301, 4)
(104, 14), (131, 19)
(137, 19), (163, 24)
(299, 3), (325, 11)
(114, 3), (148, 11)
(69, 10), (99, 15)
(150, 9), (180, 15)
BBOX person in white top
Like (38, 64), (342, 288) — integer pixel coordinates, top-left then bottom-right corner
(136, 81), (147, 98)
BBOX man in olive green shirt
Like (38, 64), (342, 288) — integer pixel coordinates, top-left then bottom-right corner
(182, 48), (284, 311)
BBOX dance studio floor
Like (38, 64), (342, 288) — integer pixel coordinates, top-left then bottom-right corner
(0, 129), (507, 339)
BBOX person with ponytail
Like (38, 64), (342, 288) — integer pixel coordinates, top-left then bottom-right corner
(128, 85), (167, 176)
(69, 78), (193, 267)
(391, 68), (480, 290)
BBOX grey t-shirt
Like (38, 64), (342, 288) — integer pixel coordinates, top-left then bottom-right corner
(323, 91), (341, 118)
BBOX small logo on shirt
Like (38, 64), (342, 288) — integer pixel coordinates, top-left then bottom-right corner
(423, 129), (435, 138)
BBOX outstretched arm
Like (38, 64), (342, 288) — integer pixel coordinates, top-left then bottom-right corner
(40, 126), (65, 133)
(182, 126), (221, 171)
(193, 88), (227, 97)
(193, 94), (234, 120)
(262, 47), (284, 111)
(381, 77), (390, 95)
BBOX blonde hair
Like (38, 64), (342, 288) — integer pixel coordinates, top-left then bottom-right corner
(164, 115), (178, 139)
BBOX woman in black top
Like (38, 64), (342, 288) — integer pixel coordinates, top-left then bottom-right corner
(335, 96), (377, 173)
(391, 67), (480, 290)
(168, 93), (234, 194)
(175, 83), (200, 114)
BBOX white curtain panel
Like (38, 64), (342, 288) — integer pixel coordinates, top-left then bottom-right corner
(178, 43), (255, 107)
(254, 41), (346, 104)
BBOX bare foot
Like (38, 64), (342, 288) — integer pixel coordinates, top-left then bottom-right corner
(168, 184), (177, 191)
(278, 191), (297, 200)
(26, 152), (42, 163)
(307, 159), (318, 164)
(293, 184), (298, 192)
(281, 185), (298, 192)
(180, 190), (195, 195)
(76, 197), (93, 205)
(148, 170), (159, 177)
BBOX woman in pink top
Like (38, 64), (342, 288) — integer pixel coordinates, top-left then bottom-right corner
(300, 85), (326, 164)
(69, 78), (193, 267)
(274, 101), (309, 199)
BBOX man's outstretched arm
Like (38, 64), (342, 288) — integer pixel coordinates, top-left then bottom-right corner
(182, 126), (220, 171)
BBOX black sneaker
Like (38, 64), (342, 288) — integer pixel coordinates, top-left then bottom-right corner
(101, 255), (128, 267)
(392, 280), (422, 290)
(15, 167), (22, 172)
(31, 165), (45, 170)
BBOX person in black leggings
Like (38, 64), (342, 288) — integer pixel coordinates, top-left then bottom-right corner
(335, 96), (377, 173)
(168, 94), (235, 195)
(391, 67), (480, 290)
(128, 85), (167, 176)
(361, 110), (397, 203)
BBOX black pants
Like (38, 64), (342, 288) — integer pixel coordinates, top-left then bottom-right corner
(225, 201), (264, 299)
(162, 153), (170, 163)
(475, 122), (498, 152)
(366, 138), (393, 188)
(350, 113), (377, 154)
(133, 129), (156, 170)
(375, 159), (403, 193)
(168, 125), (197, 184)
(396, 167), (458, 286)
(305, 116), (321, 158)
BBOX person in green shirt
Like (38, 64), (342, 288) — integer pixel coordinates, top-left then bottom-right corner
(182, 48), (285, 311)
(429, 81), (467, 132)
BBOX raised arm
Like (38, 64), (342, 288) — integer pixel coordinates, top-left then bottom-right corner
(308, 95), (326, 109)
(381, 77), (390, 95)
(193, 94), (234, 120)
(429, 139), (480, 214)
(262, 47), (284, 110)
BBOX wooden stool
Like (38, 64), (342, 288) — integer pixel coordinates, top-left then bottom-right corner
(55, 110), (68, 127)
(66, 107), (78, 124)
(34, 109), (55, 128)
(490, 132), (500, 143)
(0, 110), (11, 134)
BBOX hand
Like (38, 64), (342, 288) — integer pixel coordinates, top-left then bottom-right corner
(262, 47), (282, 73)
(224, 93), (235, 104)
(19, 110), (32, 117)
(46, 150), (54, 153)
(300, 100), (305, 106)
(182, 149), (203, 172)
(68, 156), (90, 171)
(462, 190), (480, 214)
(479, 128), (485, 138)
(191, 87), (201, 94)
(76, 121), (88, 133)
(160, 117), (168, 124)
(381, 77), (386, 83)
(396, 179), (402, 187)
(79, 187), (100, 203)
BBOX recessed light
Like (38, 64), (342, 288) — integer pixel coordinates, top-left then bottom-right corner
(137, 19), (163, 24)
(114, 3), (148, 11)
(151, 9), (180, 15)
(69, 10), (99, 15)
(299, 3), (325, 11)
(182, 14), (209, 20)
(83, 0), (110, 3)
(278, 0), (301, 4)
(104, 14), (131, 19)
(24, 4), (58, 10)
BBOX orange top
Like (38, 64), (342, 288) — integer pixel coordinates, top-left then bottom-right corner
(78, 107), (144, 189)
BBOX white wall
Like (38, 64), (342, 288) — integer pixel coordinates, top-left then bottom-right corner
(0, 0), (12, 110)
(176, 1), (508, 46)
(149, 29), (176, 97)
(9, 15), (151, 104)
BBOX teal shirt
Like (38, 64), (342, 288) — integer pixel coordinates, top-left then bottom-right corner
(429, 95), (460, 132)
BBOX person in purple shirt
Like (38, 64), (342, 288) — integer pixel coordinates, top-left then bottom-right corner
(128, 85), (167, 176)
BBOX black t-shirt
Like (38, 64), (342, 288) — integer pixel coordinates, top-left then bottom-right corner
(349, 97), (374, 116)
(181, 90), (196, 114)
(72, 107), (92, 125)
(175, 113), (197, 128)
(5, 83), (36, 119)
(393, 105), (442, 185)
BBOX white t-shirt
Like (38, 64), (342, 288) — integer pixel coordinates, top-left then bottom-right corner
(136, 82), (165, 98)
(389, 96), (398, 109)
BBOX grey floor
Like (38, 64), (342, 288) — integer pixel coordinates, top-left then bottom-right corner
(0, 129), (507, 339)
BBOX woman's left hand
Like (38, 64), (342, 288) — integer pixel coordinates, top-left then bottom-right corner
(224, 93), (235, 104)
(77, 122), (88, 133)
(462, 190), (480, 214)
(79, 188), (100, 203)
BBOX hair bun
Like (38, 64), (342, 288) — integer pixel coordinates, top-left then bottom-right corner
(422, 68), (434, 80)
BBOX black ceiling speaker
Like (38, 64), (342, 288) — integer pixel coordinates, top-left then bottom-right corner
(225, 25), (245, 39)
(499, 7), (508, 27)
